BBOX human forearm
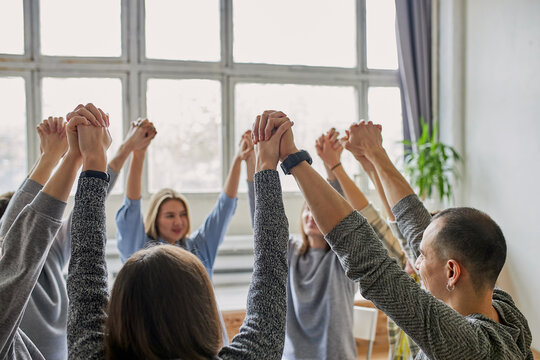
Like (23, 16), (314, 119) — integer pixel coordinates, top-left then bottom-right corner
(363, 165), (395, 220)
(333, 165), (369, 211)
(108, 143), (131, 173)
(246, 155), (256, 182)
(291, 162), (353, 235)
(368, 149), (414, 209)
(42, 153), (82, 203)
(223, 155), (242, 199)
(28, 153), (63, 186)
(126, 151), (145, 200)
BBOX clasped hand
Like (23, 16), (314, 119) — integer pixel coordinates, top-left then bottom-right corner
(66, 103), (112, 171)
(252, 110), (297, 171)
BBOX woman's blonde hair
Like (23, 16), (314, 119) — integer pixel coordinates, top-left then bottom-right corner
(105, 245), (223, 359)
(144, 188), (191, 242)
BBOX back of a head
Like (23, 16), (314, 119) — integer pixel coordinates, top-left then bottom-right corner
(105, 244), (222, 360)
(0, 191), (14, 219)
(432, 207), (507, 291)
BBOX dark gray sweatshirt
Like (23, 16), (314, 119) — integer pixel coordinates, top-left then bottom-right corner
(67, 169), (289, 359)
(325, 194), (533, 359)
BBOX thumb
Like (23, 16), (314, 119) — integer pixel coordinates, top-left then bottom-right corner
(272, 120), (294, 140)
(67, 116), (91, 132)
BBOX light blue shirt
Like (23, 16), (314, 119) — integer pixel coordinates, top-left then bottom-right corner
(115, 191), (238, 279)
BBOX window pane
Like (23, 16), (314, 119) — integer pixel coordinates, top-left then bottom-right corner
(235, 83), (358, 191)
(42, 77), (124, 193)
(0, 77), (26, 194)
(145, 0), (220, 61)
(147, 79), (221, 192)
(366, 0), (398, 69)
(233, 0), (356, 67)
(368, 87), (403, 163)
(0, 0), (24, 54)
(40, 0), (121, 57)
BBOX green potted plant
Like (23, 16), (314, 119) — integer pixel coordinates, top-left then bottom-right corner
(402, 119), (462, 204)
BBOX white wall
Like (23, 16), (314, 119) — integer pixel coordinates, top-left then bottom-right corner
(442, 0), (540, 350)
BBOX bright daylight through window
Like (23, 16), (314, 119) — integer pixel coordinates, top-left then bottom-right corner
(0, 0), (401, 195)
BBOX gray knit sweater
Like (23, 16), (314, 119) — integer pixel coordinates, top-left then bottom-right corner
(67, 169), (289, 359)
(325, 194), (533, 359)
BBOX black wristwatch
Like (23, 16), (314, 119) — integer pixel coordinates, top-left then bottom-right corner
(280, 150), (312, 175)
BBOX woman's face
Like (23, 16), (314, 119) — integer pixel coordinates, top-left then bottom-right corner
(415, 218), (449, 300)
(156, 199), (189, 244)
(301, 204), (323, 237)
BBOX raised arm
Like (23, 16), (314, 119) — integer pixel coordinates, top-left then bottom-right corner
(0, 117), (68, 241)
(224, 129), (253, 199)
(262, 116), (488, 359)
(242, 130), (256, 227)
(67, 104), (112, 360)
(343, 122), (430, 255)
(315, 129), (369, 211)
(116, 120), (157, 262)
(0, 111), (87, 358)
(220, 112), (291, 360)
(189, 132), (253, 270)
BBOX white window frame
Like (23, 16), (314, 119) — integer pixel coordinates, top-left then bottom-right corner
(1, 0), (399, 196)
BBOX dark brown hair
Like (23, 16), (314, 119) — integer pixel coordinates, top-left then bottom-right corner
(105, 245), (222, 359)
(432, 207), (507, 291)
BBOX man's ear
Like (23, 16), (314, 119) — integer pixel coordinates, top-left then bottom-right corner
(446, 259), (461, 288)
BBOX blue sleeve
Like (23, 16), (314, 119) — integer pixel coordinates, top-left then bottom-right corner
(187, 192), (238, 272)
(247, 180), (255, 228)
(115, 196), (147, 263)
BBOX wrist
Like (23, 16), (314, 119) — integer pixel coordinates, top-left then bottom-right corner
(82, 150), (107, 172)
(280, 146), (300, 162)
(365, 147), (387, 164)
(132, 149), (147, 158)
(256, 160), (277, 172)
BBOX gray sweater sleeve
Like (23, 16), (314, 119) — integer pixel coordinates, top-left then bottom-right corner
(0, 189), (65, 359)
(219, 170), (289, 360)
(325, 211), (495, 359)
(391, 194), (432, 259)
(67, 177), (109, 360)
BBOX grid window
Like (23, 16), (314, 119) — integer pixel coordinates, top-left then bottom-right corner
(368, 87), (403, 163)
(235, 83), (358, 191)
(40, 0), (121, 57)
(0, 0), (24, 55)
(1, 0), (401, 196)
(41, 77), (124, 193)
(233, 0), (356, 67)
(0, 77), (26, 194)
(147, 79), (222, 192)
(145, 0), (220, 61)
(366, 0), (399, 69)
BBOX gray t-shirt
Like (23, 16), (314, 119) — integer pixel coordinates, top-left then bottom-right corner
(283, 241), (356, 360)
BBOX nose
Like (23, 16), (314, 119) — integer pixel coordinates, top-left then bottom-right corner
(414, 256), (421, 270)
